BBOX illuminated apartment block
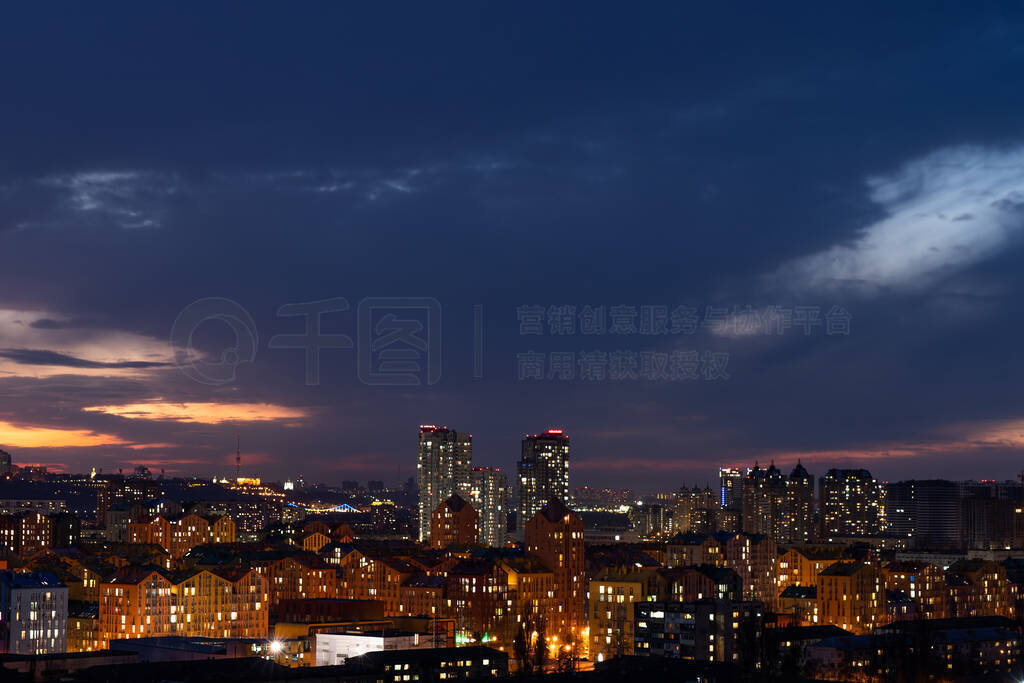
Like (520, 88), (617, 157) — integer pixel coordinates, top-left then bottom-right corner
(588, 566), (664, 659)
(672, 486), (718, 534)
(517, 430), (570, 539)
(722, 532), (777, 609)
(417, 426), (473, 543)
(303, 532), (331, 553)
(666, 533), (723, 568)
(430, 494), (479, 548)
(167, 513), (211, 559)
(469, 466), (508, 547)
(819, 469), (886, 537)
(445, 559), (511, 644)
(207, 515), (236, 544)
(336, 549), (411, 615)
(882, 561), (949, 619)
(141, 513), (213, 559)
(67, 600), (101, 653)
(741, 462), (786, 538)
(524, 497), (584, 640)
(398, 575), (446, 617)
(816, 562), (884, 634)
(634, 599), (764, 664)
(945, 559), (1015, 618)
(778, 585), (818, 625)
(784, 462), (816, 544)
(661, 565), (742, 602)
(777, 546), (848, 592)
(172, 567), (269, 638)
(0, 511), (54, 556)
(99, 567), (175, 647)
(719, 467), (746, 510)
(96, 478), (162, 521)
(0, 571), (68, 654)
(262, 555), (338, 609)
(500, 556), (556, 634)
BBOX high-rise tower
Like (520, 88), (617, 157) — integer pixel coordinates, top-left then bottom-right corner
(783, 461), (815, 544)
(819, 469), (885, 537)
(516, 429), (570, 538)
(719, 467), (745, 510)
(416, 425), (473, 543)
(469, 466), (508, 547)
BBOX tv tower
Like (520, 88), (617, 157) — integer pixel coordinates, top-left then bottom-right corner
(235, 432), (241, 479)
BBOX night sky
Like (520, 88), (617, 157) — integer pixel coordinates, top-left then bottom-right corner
(2, 4), (1024, 490)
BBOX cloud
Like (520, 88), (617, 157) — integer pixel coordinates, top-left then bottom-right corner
(0, 420), (129, 448)
(0, 309), (173, 379)
(770, 145), (1024, 293)
(29, 317), (107, 330)
(0, 348), (169, 369)
(82, 400), (308, 424)
(41, 170), (177, 229)
(25, 158), (516, 229)
(739, 414), (1024, 472)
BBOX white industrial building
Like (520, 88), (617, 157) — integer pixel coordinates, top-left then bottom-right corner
(314, 630), (435, 666)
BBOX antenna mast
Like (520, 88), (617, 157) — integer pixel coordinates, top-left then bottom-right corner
(236, 432), (241, 479)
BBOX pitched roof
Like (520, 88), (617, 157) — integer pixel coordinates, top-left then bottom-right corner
(103, 565), (168, 585)
(442, 493), (471, 512)
(819, 561), (872, 577)
(449, 558), (497, 576)
(667, 532), (711, 546)
(402, 574), (447, 589)
(790, 461), (812, 480)
(780, 584), (817, 599)
(537, 497), (573, 524)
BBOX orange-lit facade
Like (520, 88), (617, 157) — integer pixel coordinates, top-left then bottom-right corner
(524, 497), (585, 640)
(430, 494), (479, 549)
(882, 561), (949, 620)
(99, 568), (175, 647)
(0, 511), (54, 556)
(262, 555), (338, 608)
(336, 549), (410, 614)
(816, 561), (884, 634)
(208, 515), (236, 544)
(446, 559), (511, 642)
(588, 567), (663, 659)
(666, 533), (722, 567)
(68, 609), (101, 652)
(172, 567), (269, 638)
(777, 547), (846, 592)
(501, 556), (556, 627)
(302, 532), (331, 553)
(946, 559), (1015, 619)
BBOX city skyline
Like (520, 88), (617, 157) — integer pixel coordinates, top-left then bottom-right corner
(5, 5), (1024, 678)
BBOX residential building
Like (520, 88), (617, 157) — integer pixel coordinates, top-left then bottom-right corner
(430, 494), (479, 549)
(517, 429), (570, 539)
(634, 599), (764, 665)
(819, 469), (885, 537)
(816, 562), (884, 635)
(0, 571), (68, 654)
(525, 497), (584, 640)
(469, 466), (508, 547)
(416, 426), (472, 543)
